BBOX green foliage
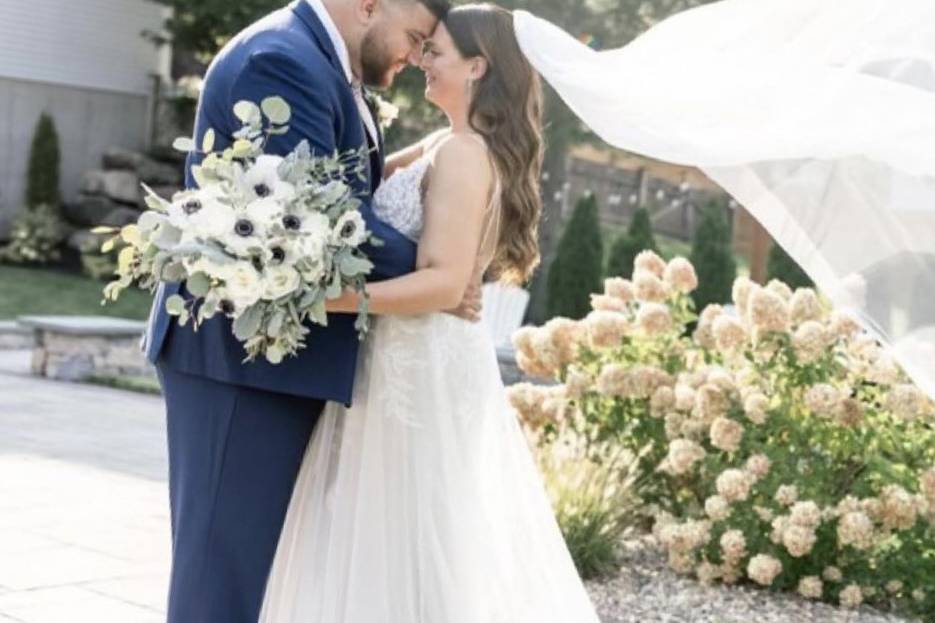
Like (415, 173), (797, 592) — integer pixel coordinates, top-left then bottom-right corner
(768, 242), (813, 289)
(606, 207), (658, 279)
(25, 114), (61, 209)
(547, 194), (604, 319)
(690, 201), (736, 311)
(544, 444), (639, 580)
(0, 204), (65, 265)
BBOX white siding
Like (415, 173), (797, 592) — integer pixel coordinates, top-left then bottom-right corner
(0, 0), (171, 95)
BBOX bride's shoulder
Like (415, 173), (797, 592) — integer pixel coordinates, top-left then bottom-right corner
(427, 133), (491, 180)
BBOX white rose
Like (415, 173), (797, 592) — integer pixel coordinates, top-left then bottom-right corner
(221, 262), (263, 309)
(262, 265), (302, 301)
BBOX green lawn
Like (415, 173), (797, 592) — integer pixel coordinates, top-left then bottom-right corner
(0, 265), (153, 320)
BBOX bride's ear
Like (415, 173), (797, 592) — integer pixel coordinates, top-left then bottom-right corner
(470, 57), (489, 81)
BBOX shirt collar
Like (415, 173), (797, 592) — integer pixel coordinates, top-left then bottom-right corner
(305, 0), (355, 85)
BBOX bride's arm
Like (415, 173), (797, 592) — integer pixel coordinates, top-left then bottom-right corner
(328, 135), (492, 315)
(383, 127), (450, 178)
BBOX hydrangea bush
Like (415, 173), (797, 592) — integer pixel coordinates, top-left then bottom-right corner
(508, 251), (935, 619)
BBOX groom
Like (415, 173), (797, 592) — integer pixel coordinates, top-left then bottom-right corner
(141, 0), (455, 620)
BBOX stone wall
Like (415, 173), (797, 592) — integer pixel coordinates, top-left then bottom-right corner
(19, 316), (153, 382)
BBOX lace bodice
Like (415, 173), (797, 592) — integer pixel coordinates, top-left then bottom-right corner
(373, 153), (433, 243)
(373, 137), (502, 273)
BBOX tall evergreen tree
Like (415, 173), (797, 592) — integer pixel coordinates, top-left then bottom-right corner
(606, 207), (657, 279)
(25, 113), (61, 209)
(547, 194), (604, 319)
(767, 242), (813, 289)
(690, 201), (736, 311)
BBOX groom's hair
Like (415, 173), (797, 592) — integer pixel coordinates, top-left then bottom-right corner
(404, 0), (451, 19)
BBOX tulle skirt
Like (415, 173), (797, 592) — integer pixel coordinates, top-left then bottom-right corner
(259, 313), (600, 623)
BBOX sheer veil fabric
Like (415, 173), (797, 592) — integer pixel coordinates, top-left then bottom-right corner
(515, 0), (935, 398)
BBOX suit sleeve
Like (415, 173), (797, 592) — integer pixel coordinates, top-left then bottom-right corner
(224, 51), (415, 281)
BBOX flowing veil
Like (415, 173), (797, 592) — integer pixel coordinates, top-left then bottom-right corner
(514, 0), (935, 399)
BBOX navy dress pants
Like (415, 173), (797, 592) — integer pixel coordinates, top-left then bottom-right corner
(156, 363), (325, 623)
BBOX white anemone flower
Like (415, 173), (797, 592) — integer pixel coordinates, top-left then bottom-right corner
(236, 155), (296, 204)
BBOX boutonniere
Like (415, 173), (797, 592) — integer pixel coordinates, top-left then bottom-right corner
(363, 89), (400, 132)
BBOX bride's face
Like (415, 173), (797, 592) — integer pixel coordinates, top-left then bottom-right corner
(419, 23), (485, 112)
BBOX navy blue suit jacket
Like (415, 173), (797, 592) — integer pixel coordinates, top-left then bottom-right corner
(142, 1), (417, 404)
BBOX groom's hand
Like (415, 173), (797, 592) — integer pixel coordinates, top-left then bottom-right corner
(446, 281), (483, 323)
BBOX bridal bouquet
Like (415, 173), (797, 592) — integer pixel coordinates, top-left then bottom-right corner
(99, 97), (377, 364)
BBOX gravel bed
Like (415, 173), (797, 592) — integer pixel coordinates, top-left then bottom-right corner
(585, 537), (916, 623)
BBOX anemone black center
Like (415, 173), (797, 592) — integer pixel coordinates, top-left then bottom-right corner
(219, 300), (235, 315)
(254, 183), (271, 198)
(271, 247), (286, 263)
(183, 199), (202, 215)
(341, 221), (356, 238)
(282, 215), (301, 231)
(234, 219), (254, 237)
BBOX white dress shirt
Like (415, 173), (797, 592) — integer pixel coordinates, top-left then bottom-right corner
(305, 0), (380, 146)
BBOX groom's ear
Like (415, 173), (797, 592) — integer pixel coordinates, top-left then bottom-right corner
(356, 0), (379, 24)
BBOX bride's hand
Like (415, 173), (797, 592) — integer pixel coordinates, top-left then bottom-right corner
(444, 280), (482, 323)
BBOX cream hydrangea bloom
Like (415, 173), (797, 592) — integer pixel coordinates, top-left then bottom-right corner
(839, 584), (864, 608)
(716, 469), (753, 503)
(603, 277), (635, 303)
(633, 269), (668, 303)
(798, 576), (824, 599)
(747, 554), (783, 586)
(635, 250), (667, 278)
(661, 439), (707, 476)
(663, 257), (698, 293)
(710, 417), (744, 453)
(837, 511), (875, 550)
(705, 495), (732, 521)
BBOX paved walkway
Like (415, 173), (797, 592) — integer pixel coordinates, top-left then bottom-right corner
(0, 351), (170, 622)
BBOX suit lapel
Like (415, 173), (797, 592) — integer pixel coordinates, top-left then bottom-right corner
(291, 0), (380, 191)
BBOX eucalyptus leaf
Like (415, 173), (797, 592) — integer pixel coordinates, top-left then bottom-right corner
(262, 96), (292, 124)
(187, 272), (211, 297)
(202, 128), (216, 152)
(162, 261), (186, 282)
(325, 270), (343, 299)
(191, 165), (207, 188)
(307, 299), (328, 326)
(165, 294), (186, 316)
(233, 100), (261, 125)
(265, 344), (285, 365)
(338, 253), (373, 277)
(233, 304), (264, 341)
(173, 137), (196, 152)
(267, 309), (286, 338)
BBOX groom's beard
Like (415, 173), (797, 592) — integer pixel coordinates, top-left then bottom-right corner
(360, 30), (398, 89)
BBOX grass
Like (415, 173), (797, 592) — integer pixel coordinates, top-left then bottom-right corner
(0, 265), (153, 320)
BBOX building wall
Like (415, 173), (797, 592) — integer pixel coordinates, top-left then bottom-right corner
(0, 0), (170, 237)
(0, 0), (170, 96)
(0, 78), (150, 236)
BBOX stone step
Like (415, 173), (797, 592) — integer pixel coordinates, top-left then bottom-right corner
(0, 320), (34, 350)
(17, 316), (151, 382)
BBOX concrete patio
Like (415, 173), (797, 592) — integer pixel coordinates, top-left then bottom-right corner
(0, 350), (169, 622)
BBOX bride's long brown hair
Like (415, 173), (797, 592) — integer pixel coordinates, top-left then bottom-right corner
(444, 4), (544, 284)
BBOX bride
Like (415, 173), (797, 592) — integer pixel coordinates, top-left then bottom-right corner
(260, 4), (601, 621)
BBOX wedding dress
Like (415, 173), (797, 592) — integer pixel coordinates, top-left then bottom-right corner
(259, 139), (601, 622)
